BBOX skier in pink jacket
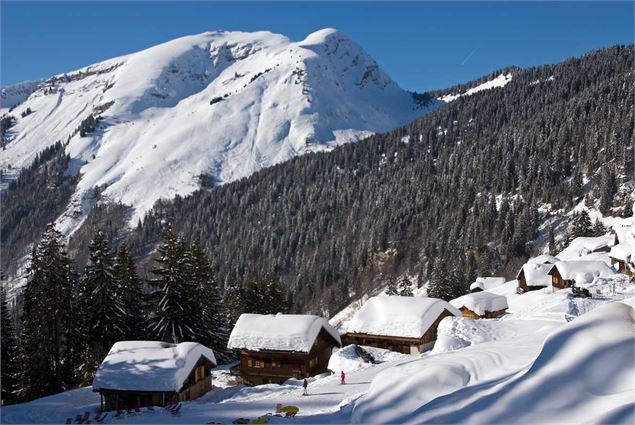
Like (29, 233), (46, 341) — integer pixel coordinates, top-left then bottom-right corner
(340, 370), (346, 385)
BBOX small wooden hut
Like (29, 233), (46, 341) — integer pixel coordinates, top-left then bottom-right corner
(516, 262), (553, 294)
(92, 341), (216, 411)
(341, 296), (461, 355)
(609, 227), (635, 277)
(450, 291), (508, 319)
(548, 261), (616, 290)
(227, 314), (341, 386)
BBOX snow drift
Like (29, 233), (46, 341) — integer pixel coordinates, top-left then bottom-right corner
(352, 302), (635, 424)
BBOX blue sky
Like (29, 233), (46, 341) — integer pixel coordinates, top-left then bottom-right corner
(1, 1), (633, 92)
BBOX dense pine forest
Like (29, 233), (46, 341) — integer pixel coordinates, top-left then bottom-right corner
(122, 45), (633, 314)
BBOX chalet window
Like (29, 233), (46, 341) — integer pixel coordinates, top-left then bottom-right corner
(254, 360), (265, 368)
(272, 360), (281, 367)
(195, 365), (205, 382)
(309, 357), (318, 369)
(247, 359), (253, 368)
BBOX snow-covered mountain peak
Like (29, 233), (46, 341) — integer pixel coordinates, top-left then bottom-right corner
(1, 28), (438, 233)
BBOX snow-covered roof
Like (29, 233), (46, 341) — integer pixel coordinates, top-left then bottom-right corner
(609, 226), (635, 264)
(527, 254), (560, 265)
(92, 341), (216, 392)
(549, 261), (616, 285)
(557, 234), (616, 260)
(517, 263), (553, 287)
(469, 277), (506, 292)
(450, 292), (509, 316)
(610, 242), (633, 262)
(346, 296), (461, 339)
(227, 313), (341, 353)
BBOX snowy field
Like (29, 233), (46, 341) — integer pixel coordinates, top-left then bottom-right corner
(2, 276), (634, 424)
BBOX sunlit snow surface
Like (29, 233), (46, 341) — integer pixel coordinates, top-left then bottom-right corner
(439, 73), (513, 103)
(0, 28), (438, 232)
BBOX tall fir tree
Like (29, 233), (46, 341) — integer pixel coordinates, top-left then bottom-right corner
(427, 258), (448, 300)
(147, 226), (197, 343)
(17, 224), (80, 401)
(187, 244), (230, 360)
(113, 242), (144, 339)
(241, 273), (289, 315)
(569, 210), (593, 240)
(223, 280), (244, 327)
(591, 218), (608, 237)
(78, 230), (126, 384)
(1, 286), (19, 405)
(548, 226), (557, 256)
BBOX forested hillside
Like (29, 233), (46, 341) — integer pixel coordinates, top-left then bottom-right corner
(122, 45), (633, 315)
(0, 142), (79, 277)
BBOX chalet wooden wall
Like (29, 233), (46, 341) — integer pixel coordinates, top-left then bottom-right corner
(231, 328), (340, 386)
(459, 307), (506, 320)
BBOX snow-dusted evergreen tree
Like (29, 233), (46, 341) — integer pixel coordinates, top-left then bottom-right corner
(426, 258), (448, 300)
(242, 273), (289, 315)
(597, 167), (617, 214)
(385, 274), (398, 295)
(569, 210), (593, 240)
(548, 226), (557, 255)
(78, 230), (126, 383)
(426, 258), (464, 301)
(1, 286), (19, 405)
(147, 226), (197, 343)
(397, 275), (413, 296)
(224, 280), (244, 326)
(592, 218), (608, 237)
(17, 224), (80, 401)
(187, 244), (230, 361)
(113, 242), (145, 339)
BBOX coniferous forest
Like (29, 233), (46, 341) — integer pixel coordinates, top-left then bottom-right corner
(124, 45), (633, 313)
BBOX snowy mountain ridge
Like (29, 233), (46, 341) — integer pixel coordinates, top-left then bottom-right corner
(0, 28), (436, 231)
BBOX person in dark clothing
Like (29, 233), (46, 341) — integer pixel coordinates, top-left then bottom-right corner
(303, 378), (308, 395)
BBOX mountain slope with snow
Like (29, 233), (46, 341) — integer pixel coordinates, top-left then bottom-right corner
(0, 28), (436, 230)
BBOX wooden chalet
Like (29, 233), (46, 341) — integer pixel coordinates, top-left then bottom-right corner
(227, 314), (342, 386)
(450, 292), (508, 319)
(92, 341), (216, 411)
(558, 234), (617, 260)
(516, 262), (553, 294)
(609, 226), (635, 278)
(341, 296), (461, 355)
(548, 261), (616, 290)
